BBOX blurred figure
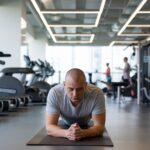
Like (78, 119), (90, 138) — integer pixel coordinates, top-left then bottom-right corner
(105, 63), (112, 83)
(122, 57), (131, 84)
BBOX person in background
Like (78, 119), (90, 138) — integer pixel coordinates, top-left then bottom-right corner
(117, 57), (131, 85)
(122, 57), (131, 84)
(105, 63), (112, 83)
(45, 68), (106, 141)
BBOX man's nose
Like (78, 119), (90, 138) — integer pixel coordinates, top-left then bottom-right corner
(72, 90), (77, 96)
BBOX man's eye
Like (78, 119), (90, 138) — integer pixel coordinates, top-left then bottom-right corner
(77, 88), (84, 92)
(68, 88), (73, 91)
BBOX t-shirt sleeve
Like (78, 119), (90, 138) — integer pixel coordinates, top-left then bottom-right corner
(46, 88), (60, 114)
(92, 89), (105, 115)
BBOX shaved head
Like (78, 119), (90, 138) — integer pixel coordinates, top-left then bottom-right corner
(64, 68), (87, 106)
(65, 68), (86, 83)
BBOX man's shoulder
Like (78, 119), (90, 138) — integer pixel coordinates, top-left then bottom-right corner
(50, 84), (65, 93)
(48, 84), (66, 101)
(86, 84), (102, 93)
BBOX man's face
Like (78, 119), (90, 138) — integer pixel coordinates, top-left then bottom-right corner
(124, 58), (127, 62)
(64, 78), (87, 105)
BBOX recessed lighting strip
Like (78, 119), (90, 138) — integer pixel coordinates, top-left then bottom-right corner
(54, 34), (95, 44)
(138, 11), (150, 14)
(128, 24), (150, 27)
(109, 41), (139, 46)
(30, 0), (56, 42)
(90, 34), (95, 43)
(55, 40), (93, 44)
(31, 0), (104, 43)
(48, 0), (106, 28)
(53, 34), (94, 37)
(94, 0), (106, 27)
(41, 11), (99, 14)
(119, 34), (150, 36)
(49, 25), (95, 27)
(118, 0), (147, 36)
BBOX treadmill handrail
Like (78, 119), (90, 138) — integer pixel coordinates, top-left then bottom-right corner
(1, 67), (35, 74)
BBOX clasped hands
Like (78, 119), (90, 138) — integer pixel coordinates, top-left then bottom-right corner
(66, 123), (84, 141)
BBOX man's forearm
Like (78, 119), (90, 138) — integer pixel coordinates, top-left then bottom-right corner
(82, 125), (105, 138)
(46, 124), (67, 138)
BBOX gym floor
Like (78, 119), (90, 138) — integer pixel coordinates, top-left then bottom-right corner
(0, 97), (150, 150)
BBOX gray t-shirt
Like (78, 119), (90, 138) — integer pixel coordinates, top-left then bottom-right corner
(46, 84), (105, 126)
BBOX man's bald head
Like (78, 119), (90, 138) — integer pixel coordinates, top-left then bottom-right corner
(64, 68), (87, 105)
(65, 68), (86, 83)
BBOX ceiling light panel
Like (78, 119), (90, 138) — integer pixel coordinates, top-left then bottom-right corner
(31, 0), (106, 44)
(121, 27), (150, 35)
(39, 0), (102, 11)
(44, 13), (97, 25)
(109, 40), (139, 46)
(30, 0), (56, 42)
(140, 0), (150, 11)
(130, 13), (150, 24)
(117, 0), (148, 36)
(128, 25), (150, 27)
(54, 34), (95, 43)
(42, 0), (106, 27)
(40, 0), (55, 9)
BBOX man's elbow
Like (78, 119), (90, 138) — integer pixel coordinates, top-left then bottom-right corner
(45, 124), (53, 136)
(96, 124), (105, 135)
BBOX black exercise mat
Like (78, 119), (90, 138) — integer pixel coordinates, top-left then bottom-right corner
(27, 127), (113, 146)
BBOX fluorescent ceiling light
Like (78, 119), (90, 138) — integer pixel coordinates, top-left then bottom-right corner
(118, 0), (147, 36)
(146, 37), (150, 41)
(41, 11), (99, 14)
(53, 34), (94, 37)
(21, 17), (27, 29)
(138, 11), (150, 14)
(128, 24), (150, 27)
(90, 34), (95, 43)
(95, 0), (106, 26)
(49, 25), (95, 27)
(31, 0), (103, 43)
(30, 0), (56, 42)
(119, 34), (150, 36)
(48, 0), (106, 28)
(109, 41), (139, 46)
(54, 34), (95, 44)
(55, 40), (92, 44)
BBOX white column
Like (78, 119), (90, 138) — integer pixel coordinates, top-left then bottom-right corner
(28, 31), (46, 61)
(0, 0), (22, 68)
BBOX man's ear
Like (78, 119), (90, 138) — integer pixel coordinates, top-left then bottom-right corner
(84, 82), (87, 88)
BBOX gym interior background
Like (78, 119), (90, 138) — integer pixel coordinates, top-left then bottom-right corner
(0, 0), (150, 150)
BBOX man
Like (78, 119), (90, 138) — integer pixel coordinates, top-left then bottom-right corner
(45, 68), (105, 141)
(105, 63), (111, 83)
(122, 57), (131, 84)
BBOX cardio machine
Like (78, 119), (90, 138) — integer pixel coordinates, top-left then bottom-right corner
(23, 55), (56, 101)
(0, 52), (27, 112)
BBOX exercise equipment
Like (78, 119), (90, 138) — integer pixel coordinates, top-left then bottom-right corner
(0, 67), (45, 103)
(0, 69), (33, 111)
(0, 53), (31, 112)
(141, 77), (150, 102)
(0, 51), (11, 57)
(24, 55), (57, 102)
(101, 72), (137, 100)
